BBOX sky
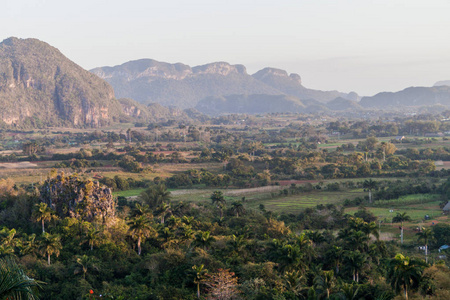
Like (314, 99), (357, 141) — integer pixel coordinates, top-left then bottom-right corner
(2, 0), (450, 96)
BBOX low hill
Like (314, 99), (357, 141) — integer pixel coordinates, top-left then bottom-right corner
(326, 97), (362, 111)
(252, 68), (358, 103)
(434, 80), (450, 87)
(195, 94), (307, 115)
(360, 86), (450, 108)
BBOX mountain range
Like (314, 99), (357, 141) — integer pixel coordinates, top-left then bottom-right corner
(0, 37), (190, 127)
(1, 37), (450, 128)
(91, 60), (358, 109)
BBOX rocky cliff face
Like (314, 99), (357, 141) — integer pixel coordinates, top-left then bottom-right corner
(0, 37), (125, 127)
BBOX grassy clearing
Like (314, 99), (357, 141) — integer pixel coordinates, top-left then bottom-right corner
(346, 200), (444, 223)
(373, 193), (441, 207)
(243, 189), (366, 214)
(113, 188), (147, 197)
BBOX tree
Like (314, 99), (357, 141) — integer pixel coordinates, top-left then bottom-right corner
(211, 191), (226, 218)
(127, 215), (155, 255)
(416, 227), (434, 263)
(81, 227), (101, 251)
(155, 203), (172, 224)
(74, 255), (98, 280)
(392, 212), (411, 244)
(39, 233), (62, 265)
(191, 264), (208, 299)
(0, 257), (42, 300)
(344, 250), (367, 282)
(362, 179), (377, 203)
(204, 269), (239, 300)
(326, 245), (343, 274)
(338, 282), (361, 300)
(33, 203), (56, 233)
(314, 270), (336, 299)
(283, 270), (304, 296)
(140, 184), (171, 208)
(192, 231), (215, 250)
(230, 201), (245, 217)
(387, 253), (426, 300)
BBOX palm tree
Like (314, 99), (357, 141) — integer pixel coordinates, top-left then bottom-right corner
(155, 203), (172, 224)
(362, 179), (377, 203)
(314, 270), (336, 299)
(0, 257), (42, 300)
(192, 231), (215, 250)
(139, 184), (171, 208)
(392, 212), (411, 244)
(230, 201), (245, 217)
(387, 253), (426, 300)
(283, 270), (304, 296)
(326, 245), (343, 274)
(210, 191), (226, 218)
(0, 228), (18, 257)
(81, 227), (101, 251)
(191, 264), (208, 299)
(127, 215), (155, 255)
(33, 203), (56, 233)
(39, 232), (62, 265)
(132, 203), (152, 218)
(344, 250), (367, 282)
(416, 227), (434, 263)
(74, 255), (98, 280)
(338, 282), (360, 300)
(362, 221), (380, 241)
(20, 234), (38, 257)
(347, 230), (370, 252)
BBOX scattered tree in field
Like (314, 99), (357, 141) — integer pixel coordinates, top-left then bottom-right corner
(211, 191), (226, 218)
(392, 212), (411, 244)
(362, 179), (377, 203)
(416, 227), (434, 263)
(230, 201), (245, 217)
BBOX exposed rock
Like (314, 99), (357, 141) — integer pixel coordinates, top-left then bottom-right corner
(40, 174), (115, 222)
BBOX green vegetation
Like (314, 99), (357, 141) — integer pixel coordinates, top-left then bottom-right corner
(1, 107), (450, 299)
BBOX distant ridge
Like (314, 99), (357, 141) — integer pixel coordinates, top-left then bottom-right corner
(91, 59), (358, 109)
(360, 86), (450, 108)
(434, 80), (450, 87)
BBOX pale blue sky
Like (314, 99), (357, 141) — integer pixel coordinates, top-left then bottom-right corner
(2, 0), (450, 96)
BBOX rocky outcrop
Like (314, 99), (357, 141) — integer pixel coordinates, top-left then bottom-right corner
(40, 174), (115, 222)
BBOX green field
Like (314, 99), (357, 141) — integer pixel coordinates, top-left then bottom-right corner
(113, 188), (147, 197)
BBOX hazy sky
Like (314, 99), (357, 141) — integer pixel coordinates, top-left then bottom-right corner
(2, 0), (450, 96)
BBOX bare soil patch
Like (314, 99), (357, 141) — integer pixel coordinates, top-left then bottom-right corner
(0, 161), (38, 169)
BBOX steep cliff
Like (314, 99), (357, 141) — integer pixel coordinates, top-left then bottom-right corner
(0, 37), (125, 127)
